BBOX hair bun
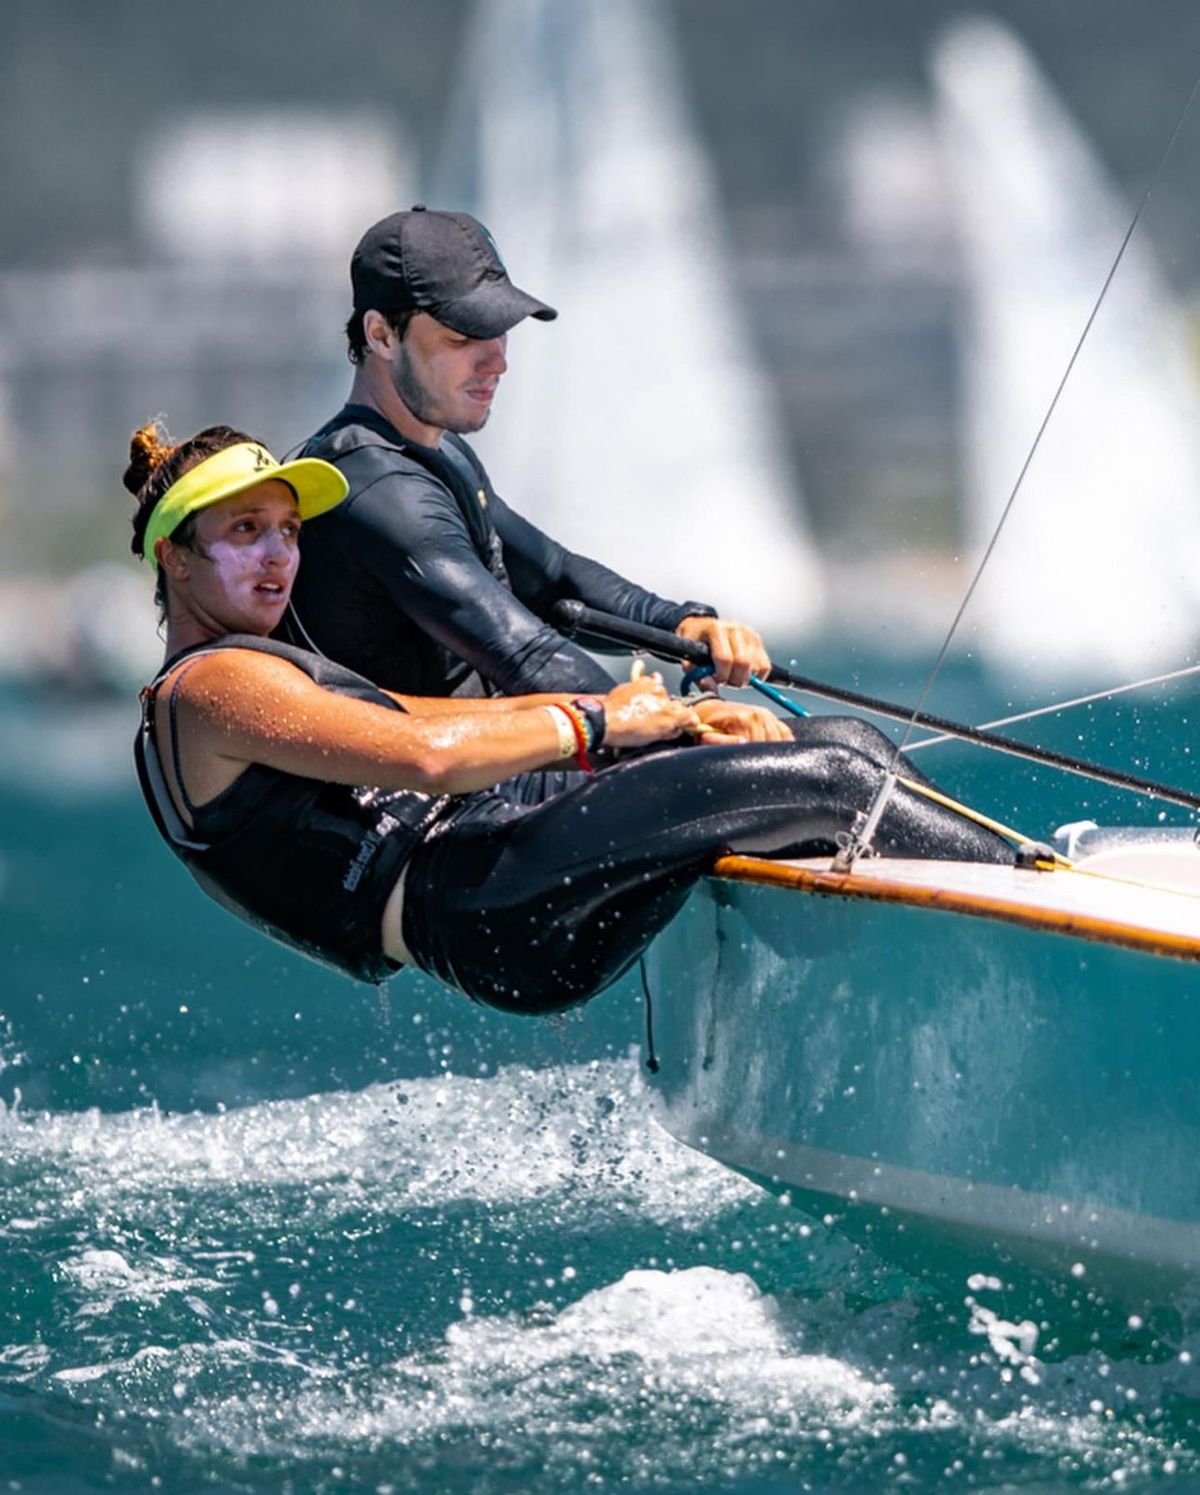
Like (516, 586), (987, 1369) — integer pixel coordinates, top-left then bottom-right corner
(123, 420), (177, 496)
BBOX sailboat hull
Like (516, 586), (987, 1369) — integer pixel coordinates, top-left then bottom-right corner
(645, 857), (1200, 1320)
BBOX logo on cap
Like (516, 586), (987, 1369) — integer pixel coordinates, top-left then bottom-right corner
(478, 223), (507, 272)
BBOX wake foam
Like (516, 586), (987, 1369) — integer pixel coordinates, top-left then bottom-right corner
(177, 1265), (890, 1484)
(1, 1057), (752, 1225)
(4, 1058), (1197, 1490)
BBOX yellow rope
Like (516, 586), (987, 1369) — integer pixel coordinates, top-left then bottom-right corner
(895, 775), (1200, 901)
(895, 775), (1073, 870)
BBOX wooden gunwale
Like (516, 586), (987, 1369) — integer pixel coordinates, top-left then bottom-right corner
(712, 853), (1200, 964)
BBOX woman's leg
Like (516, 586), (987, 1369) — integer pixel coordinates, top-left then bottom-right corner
(401, 731), (1013, 1016)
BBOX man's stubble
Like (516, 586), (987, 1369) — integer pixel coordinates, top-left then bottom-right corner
(392, 344), (491, 437)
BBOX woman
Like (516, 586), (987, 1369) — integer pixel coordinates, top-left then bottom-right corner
(130, 422), (1013, 1013)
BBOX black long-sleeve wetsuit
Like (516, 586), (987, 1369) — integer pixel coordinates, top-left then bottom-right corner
(284, 406), (715, 698)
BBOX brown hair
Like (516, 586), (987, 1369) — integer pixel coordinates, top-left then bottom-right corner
(125, 420), (258, 561)
(345, 306), (414, 365)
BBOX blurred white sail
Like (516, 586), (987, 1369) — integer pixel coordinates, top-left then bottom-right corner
(933, 17), (1200, 683)
(435, 0), (823, 636)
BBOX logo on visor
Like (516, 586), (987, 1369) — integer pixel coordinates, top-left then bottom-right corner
(250, 446), (273, 472)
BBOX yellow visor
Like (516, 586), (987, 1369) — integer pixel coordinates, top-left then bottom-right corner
(141, 442), (349, 569)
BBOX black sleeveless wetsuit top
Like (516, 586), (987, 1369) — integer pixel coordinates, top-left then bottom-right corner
(134, 635), (452, 984)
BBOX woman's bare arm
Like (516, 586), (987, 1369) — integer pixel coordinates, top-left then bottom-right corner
(380, 689), (573, 715)
(164, 649), (697, 801)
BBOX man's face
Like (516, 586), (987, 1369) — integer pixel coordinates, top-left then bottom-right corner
(390, 313), (508, 435)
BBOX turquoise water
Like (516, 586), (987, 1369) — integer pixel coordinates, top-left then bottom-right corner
(4, 662), (1200, 1492)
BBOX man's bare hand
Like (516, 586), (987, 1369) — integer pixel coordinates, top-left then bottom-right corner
(675, 616), (771, 689)
(692, 698), (791, 745)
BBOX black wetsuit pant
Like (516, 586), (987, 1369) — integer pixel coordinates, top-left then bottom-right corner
(400, 717), (1013, 1016)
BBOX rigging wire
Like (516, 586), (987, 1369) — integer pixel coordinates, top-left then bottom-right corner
(839, 62), (1200, 868)
(903, 659), (1200, 753)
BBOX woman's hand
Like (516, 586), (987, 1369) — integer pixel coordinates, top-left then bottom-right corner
(603, 675), (701, 748)
(691, 698), (792, 745)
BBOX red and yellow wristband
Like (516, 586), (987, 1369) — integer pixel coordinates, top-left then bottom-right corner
(543, 696), (606, 774)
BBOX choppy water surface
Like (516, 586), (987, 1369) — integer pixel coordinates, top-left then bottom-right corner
(7, 1057), (1200, 1494)
(4, 667), (1200, 1492)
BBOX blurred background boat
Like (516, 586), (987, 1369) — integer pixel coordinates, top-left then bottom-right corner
(435, 0), (824, 631)
(933, 17), (1200, 684)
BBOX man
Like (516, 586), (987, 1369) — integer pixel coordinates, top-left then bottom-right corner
(285, 205), (772, 702)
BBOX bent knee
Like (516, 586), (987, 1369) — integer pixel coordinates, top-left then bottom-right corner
(790, 714), (895, 765)
(781, 739), (883, 803)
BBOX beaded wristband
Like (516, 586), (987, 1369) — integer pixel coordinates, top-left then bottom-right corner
(557, 701), (595, 774)
(569, 695), (606, 751)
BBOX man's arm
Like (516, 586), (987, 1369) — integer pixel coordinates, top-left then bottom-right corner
(490, 491), (713, 631)
(490, 493), (771, 687)
(329, 465), (620, 695)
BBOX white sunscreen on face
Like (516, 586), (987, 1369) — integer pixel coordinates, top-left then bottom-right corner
(206, 530), (298, 590)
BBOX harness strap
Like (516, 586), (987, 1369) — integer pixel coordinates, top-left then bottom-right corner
(136, 651), (227, 853)
(136, 701), (209, 852)
(166, 661), (208, 819)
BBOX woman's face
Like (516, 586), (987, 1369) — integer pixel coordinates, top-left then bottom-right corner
(175, 480), (301, 635)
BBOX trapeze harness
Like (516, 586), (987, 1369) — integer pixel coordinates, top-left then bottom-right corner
(136, 634), (1015, 1014)
(135, 635), (450, 984)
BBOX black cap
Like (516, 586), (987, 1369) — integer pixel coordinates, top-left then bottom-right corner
(350, 206), (558, 339)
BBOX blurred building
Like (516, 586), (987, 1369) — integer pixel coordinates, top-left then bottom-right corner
(0, 108), (410, 574)
(3, 0), (1197, 682)
(0, 40), (967, 600)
